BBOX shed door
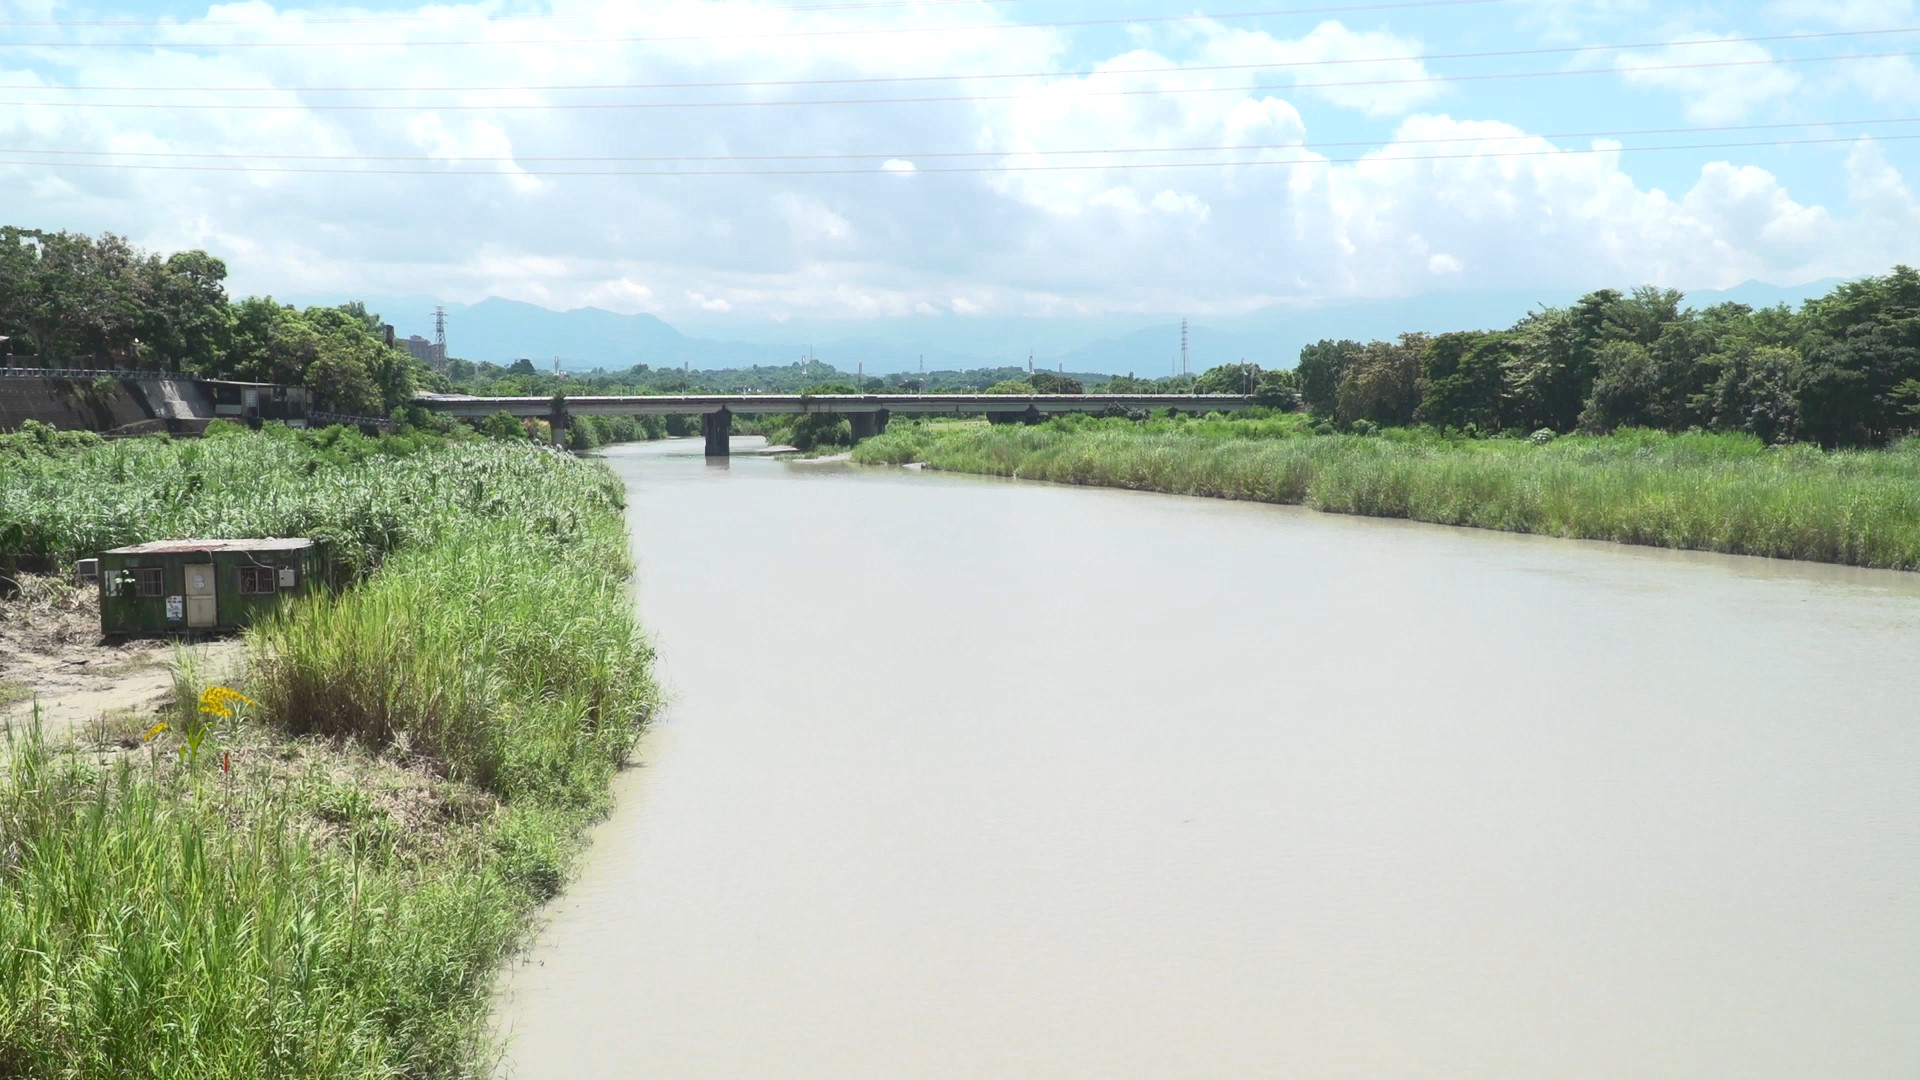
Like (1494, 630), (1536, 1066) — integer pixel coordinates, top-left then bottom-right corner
(185, 563), (217, 628)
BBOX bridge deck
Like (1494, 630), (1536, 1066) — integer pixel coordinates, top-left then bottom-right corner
(416, 393), (1257, 417)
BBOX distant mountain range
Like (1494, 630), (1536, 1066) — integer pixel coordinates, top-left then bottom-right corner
(298, 279), (1849, 377)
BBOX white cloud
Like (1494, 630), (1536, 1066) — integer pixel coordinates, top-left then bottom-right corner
(0, 1), (1913, 323)
(1766, 0), (1914, 27)
(1840, 54), (1920, 105)
(1193, 19), (1445, 118)
(1614, 34), (1801, 123)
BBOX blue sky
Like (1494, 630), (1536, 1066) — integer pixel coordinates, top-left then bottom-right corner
(3, 0), (1918, 327)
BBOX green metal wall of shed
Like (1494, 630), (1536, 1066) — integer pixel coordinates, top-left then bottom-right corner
(99, 545), (323, 635)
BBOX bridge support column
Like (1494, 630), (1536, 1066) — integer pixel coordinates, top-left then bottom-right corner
(848, 411), (877, 443)
(1022, 405), (1043, 425)
(550, 406), (569, 447)
(703, 407), (732, 457)
(874, 408), (890, 435)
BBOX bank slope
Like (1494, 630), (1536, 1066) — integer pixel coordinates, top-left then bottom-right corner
(851, 420), (1920, 571)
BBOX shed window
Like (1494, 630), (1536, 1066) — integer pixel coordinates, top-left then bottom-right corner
(133, 567), (163, 597)
(238, 565), (277, 595)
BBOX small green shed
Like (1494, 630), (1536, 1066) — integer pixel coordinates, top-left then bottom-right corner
(94, 538), (324, 636)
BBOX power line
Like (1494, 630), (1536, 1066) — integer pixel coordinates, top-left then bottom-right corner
(0, 49), (1904, 111)
(10, 25), (1914, 94)
(1, 132), (1910, 177)
(1, 0), (1028, 27)
(0, 0), (1507, 48)
(5, 116), (1915, 164)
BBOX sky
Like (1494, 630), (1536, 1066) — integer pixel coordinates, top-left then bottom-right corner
(4, 0), (1920, 332)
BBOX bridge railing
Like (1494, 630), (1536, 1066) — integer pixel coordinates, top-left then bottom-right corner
(0, 366), (184, 381)
(309, 410), (397, 431)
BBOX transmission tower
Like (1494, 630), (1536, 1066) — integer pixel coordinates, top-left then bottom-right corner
(431, 305), (449, 369)
(1180, 318), (1189, 378)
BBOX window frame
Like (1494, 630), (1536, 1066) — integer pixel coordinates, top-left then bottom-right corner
(237, 564), (278, 596)
(133, 567), (163, 597)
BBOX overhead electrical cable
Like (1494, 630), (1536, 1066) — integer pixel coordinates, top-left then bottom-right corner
(8, 25), (1916, 93)
(0, 50), (1906, 109)
(4, 116), (1915, 163)
(0, 0), (1509, 47)
(1, 133), (1913, 176)
(4, 0), (1028, 27)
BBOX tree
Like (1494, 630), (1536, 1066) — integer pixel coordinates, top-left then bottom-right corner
(1028, 370), (1084, 394)
(1335, 334), (1428, 428)
(481, 410), (530, 441)
(0, 228), (94, 363)
(1578, 341), (1658, 432)
(1702, 343), (1801, 443)
(1253, 368), (1300, 409)
(1194, 362), (1260, 396)
(1295, 339), (1360, 418)
(140, 250), (232, 373)
(226, 298), (319, 384)
(984, 379), (1038, 394)
(508, 358), (538, 375)
(1417, 332), (1507, 431)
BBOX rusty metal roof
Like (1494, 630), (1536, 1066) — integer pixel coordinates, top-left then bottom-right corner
(104, 537), (315, 555)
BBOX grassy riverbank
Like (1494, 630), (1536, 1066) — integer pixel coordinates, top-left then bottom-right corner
(852, 418), (1920, 570)
(0, 428), (656, 1076)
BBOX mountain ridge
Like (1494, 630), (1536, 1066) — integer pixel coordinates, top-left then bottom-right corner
(296, 279), (1851, 376)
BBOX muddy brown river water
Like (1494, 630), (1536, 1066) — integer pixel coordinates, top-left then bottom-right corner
(494, 437), (1920, 1079)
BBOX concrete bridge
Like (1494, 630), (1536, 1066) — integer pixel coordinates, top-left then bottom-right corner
(415, 393), (1259, 456)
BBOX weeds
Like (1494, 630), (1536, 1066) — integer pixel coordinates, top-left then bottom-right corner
(0, 435), (658, 1078)
(853, 420), (1920, 570)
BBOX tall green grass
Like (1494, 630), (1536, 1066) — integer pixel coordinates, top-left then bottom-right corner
(0, 722), (522, 1078)
(0, 423), (611, 579)
(852, 420), (1920, 570)
(0, 431), (657, 1077)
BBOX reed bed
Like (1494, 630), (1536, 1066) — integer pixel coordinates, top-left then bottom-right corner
(0, 428), (657, 1078)
(852, 421), (1920, 570)
(0, 424), (618, 578)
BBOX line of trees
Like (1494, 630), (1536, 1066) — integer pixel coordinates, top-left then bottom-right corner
(1290, 271), (1920, 447)
(0, 226), (421, 416)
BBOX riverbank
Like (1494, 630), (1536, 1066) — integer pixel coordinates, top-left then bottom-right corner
(0, 427), (657, 1076)
(850, 419), (1920, 570)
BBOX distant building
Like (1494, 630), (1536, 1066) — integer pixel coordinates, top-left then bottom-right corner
(402, 335), (447, 369)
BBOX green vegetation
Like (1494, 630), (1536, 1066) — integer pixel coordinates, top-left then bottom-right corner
(1, 226), (422, 416)
(853, 418), (1920, 570)
(1288, 270), (1920, 448)
(0, 428), (656, 1076)
(0, 421), (585, 576)
(443, 355), (1115, 399)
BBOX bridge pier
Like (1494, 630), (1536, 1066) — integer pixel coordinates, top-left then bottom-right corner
(550, 405), (569, 447)
(702, 407), (732, 458)
(874, 408), (890, 435)
(848, 411), (876, 443)
(1022, 405), (1043, 425)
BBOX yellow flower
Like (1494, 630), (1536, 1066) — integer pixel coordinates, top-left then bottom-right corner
(196, 686), (257, 720)
(143, 721), (170, 742)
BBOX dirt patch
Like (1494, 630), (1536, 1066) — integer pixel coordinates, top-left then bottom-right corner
(0, 573), (245, 747)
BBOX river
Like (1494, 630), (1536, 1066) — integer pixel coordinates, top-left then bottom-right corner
(494, 436), (1920, 1079)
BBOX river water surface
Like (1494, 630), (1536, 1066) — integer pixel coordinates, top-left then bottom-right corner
(495, 437), (1920, 1079)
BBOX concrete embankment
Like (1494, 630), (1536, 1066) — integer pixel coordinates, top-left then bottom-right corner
(0, 375), (213, 435)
